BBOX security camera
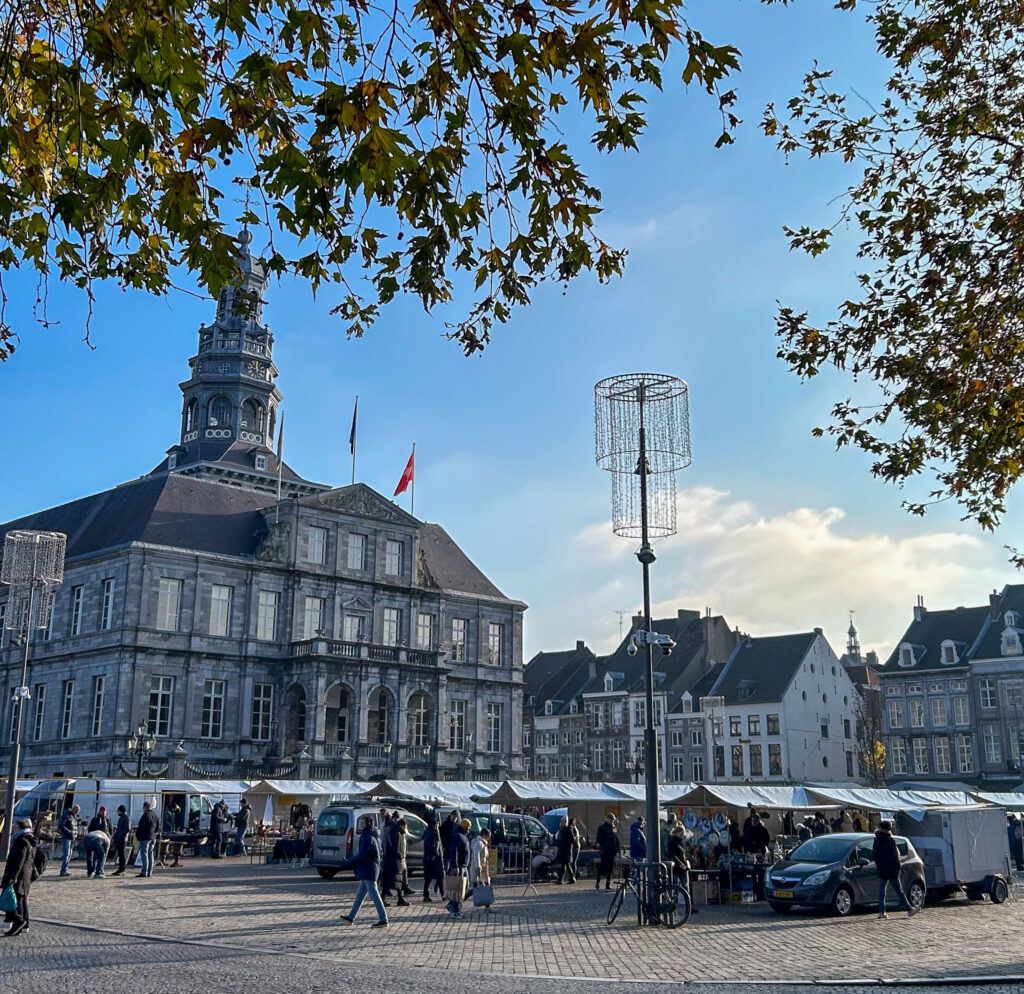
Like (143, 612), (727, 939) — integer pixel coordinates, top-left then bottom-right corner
(626, 642), (638, 656)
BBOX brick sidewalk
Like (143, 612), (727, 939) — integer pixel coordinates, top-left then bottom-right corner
(27, 859), (1024, 982)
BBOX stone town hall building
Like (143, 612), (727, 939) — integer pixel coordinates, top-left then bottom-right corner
(0, 234), (526, 780)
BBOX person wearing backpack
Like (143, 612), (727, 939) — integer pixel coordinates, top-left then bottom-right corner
(2, 818), (36, 936)
(112, 805), (131, 875)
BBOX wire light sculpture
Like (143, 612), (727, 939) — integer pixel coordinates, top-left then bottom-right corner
(0, 529), (66, 858)
(594, 373), (691, 538)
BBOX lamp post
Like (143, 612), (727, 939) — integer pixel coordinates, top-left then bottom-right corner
(1, 529), (66, 858)
(595, 374), (691, 878)
(625, 752), (643, 785)
(127, 720), (158, 779)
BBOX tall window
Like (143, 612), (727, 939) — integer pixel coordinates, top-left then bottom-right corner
(209, 584), (232, 636)
(487, 623), (502, 664)
(307, 526), (328, 565)
(408, 693), (430, 747)
(979, 678), (996, 709)
(382, 607), (401, 645)
(691, 728), (704, 747)
(890, 738), (908, 775)
(748, 715), (761, 736)
(451, 619), (468, 661)
(633, 700), (646, 728)
(731, 744), (744, 777)
(256, 590), (278, 641)
(347, 533), (366, 570)
(416, 613), (433, 649)
(956, 733), (974, 773)
(953, 696), (970, 725)
(486, 702), (503, 753)
(681, 753), (700, 781)
(768, 743), (783, 776)
(156, 577), (182, 631)
(449, 699), (467, 750)
(887, 700), (904, 729)
(934, 736), (951, 774)
(912, 736), (929, 774)
(60, 679), (74, 738)
(91, 675), (105, 737)
(303, 595), (325, 638)
(729, 716), (742, 736)
(201, 679), (226, 738)
(148, 676), (174, 736)
(70, 585), (84, 636)
(32, 684), (46, 741)
(909, 699), (925, 728)
(931, 697), (947, 727)
(385, 539), (402, 575)
(983, 724), (1002, 764)
(40, 596), (53, 640)
(343, 615), (365, 642)
(209, 395), (232, 427)
(369, 689), (392, 744)
(672, 756), (688, 781)
(333, 688), (350, 743)
(749, 743), (763, 776)
(100, 578), (115, 630)
(0, 602), (5, 648)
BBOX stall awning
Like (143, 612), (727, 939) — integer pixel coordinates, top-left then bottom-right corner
(246, 779), (373, 797)
(669, 784), (831, 810)
(804, 785), (927, 812)
(470, 780), (646, 805)
(973, 791), (1024, 811)
(345, 780), (501, 807)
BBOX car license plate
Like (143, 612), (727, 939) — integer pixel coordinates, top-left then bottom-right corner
(771, 889), (794, 899)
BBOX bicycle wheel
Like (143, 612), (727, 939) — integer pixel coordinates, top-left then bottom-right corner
(607, 881), (627, 924)
(651, 881), (692, 928)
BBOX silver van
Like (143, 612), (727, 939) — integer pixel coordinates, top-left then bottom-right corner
(311, 805), (427, 879)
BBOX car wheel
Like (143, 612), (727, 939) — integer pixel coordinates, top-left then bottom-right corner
(990, 877), (1009, 904)
(907, 880), (926, 909)
(768, 902), (790, 914)
(830, 885), (854, 917)
(316, 867), (338, 879)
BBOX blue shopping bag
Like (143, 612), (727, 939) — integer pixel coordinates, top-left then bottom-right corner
(0, 885), (17, 913)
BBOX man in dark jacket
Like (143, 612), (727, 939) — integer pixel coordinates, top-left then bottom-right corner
(58, 804), (80, 876)
(630, 817), (647, 860)
(422, 815), (444, 902)
(88, 806), (113, 837)
(135, 801), (160, 878)
(445, 818), (471, 919)
(233, 798), (251, 856)
(2, 818), (35, 936)
(872, 820), (918, 919)
(380, 812), (400, 900)
(112, 805), (132, 875)
(209, 799), (227, 858)
(595, 814), (619, 891)
(440, 809), (460, 855)
(745, 814), (771, 856)
(338, 817), (388, 926)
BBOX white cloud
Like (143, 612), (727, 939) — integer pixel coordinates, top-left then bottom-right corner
(521, 486), (1009, 662)
(600, 204), (709, 248)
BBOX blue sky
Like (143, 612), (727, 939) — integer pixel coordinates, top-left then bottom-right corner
(2, 2), (1018, 661)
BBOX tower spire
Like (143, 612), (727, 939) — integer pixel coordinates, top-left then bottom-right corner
(846, 610), (861, 661)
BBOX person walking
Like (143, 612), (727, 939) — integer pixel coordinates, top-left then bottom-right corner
(338, 815), (388, 927)
(440, 809), (460, 855)
(88, 806), (113, 837)
(209, 799), (226, 858)
(112, 804), (131, 876)
(422, 814), (444, 902)
(135, 801), (160, 878)
(1, 818), (36, 936)
(380, 811), (400, 902)
(567, 816), (581, 881)
(445, 817), (471, 919)
(595, 814), (618, 891)
(469, 827), (491, 894)
(555, 816), (575, 884)
(630, 816), (647, 860)
(233, 798), (251, 856)
(83, 827), (111, 879)
(873, 819), (918, 919)
(393, 819), (411, 907)
(58, 804), (80, 876)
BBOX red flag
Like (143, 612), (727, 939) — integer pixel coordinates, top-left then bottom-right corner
(394, 448), (414, 496)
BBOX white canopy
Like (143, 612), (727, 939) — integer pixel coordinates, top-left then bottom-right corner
(804, 785), (927, 812)
(471, 780), (645, 805)
(246, 779), (372, 797)
(347, 779), (501, 807)
(669, 784), (832, 810)
(973, 791), (1024, 811)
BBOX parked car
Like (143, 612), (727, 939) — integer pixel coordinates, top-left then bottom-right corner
(310, 805), (427, 879)
(764, 832), (927, 917)
(462, 812), (551, 871)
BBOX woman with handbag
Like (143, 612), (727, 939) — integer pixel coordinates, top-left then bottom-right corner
(444, 818), (471, 920)
(469, 828), (494, 910)
(1, 818), (36, 937)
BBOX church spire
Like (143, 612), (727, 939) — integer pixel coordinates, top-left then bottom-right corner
(846, 610), (861, 661)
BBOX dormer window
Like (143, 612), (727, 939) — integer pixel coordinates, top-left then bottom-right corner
(603, 674), (614, 692)
(1006, 610), (1020, 628)
(544, 701), (553, 715)
(1002, 628), (1021, 657)
(254, 454), (267, 472)
(569, 701), (578, 715)
(682, 695), (693, 713)
(898, 644), (915, 668)
(167, 453), (177, 470)
(940, 640), (958, 665)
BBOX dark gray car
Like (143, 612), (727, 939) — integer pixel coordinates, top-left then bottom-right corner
(764, 832), (926, 916)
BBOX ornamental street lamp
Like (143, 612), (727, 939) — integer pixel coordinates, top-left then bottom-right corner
(595, 373), (691, 877)
(127, 720), (158, 779)
(1, 529), (66, 858)
(625, 752), (643, 784)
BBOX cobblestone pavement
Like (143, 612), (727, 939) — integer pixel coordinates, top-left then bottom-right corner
(16, 859), (1024, 986)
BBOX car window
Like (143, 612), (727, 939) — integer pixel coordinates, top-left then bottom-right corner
(317, 810), (350, 837)
(788, 837), (853, 863)
(501, 817), (524, 842)
(404, 813), (427, 842)
(855, 840), (874, 863)
(526, 817), (548, 838)
(895, 837), (909, 858)
(469, 814), (491, 836)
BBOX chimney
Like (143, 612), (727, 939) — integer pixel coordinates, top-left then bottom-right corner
(814, 627), (823, 636)
(913, 594), (926, 622)
(990, 590), (1001, 620)
(576, 640), (586, 653)
(677, 609), (700, 624)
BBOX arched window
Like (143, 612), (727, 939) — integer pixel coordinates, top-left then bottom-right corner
(184, 398), (198, 433)
(208, 396), (232, 428)
(407, 692), (430, 747)
(241, 398), (265, 432)
(325, 684), (351, 744)
(368, 688), (392, 745)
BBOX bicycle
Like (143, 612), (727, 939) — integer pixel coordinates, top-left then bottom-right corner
(606, 859), (691, 928)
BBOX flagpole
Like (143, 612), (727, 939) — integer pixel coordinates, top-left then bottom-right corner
(411, 442), (416, 516)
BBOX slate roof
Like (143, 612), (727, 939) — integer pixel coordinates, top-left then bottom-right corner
(710, 632), (818, 705)
(682, 664), (725, 712)
(0, 474), (275, 560)
(527, 645), (598, 716)
(150, 437), (311, 485)
(417, 523), (511, 601)
(971, 584), (1024, 659)
(525, 646), (591, 700)
(878, 605), (992, 672)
